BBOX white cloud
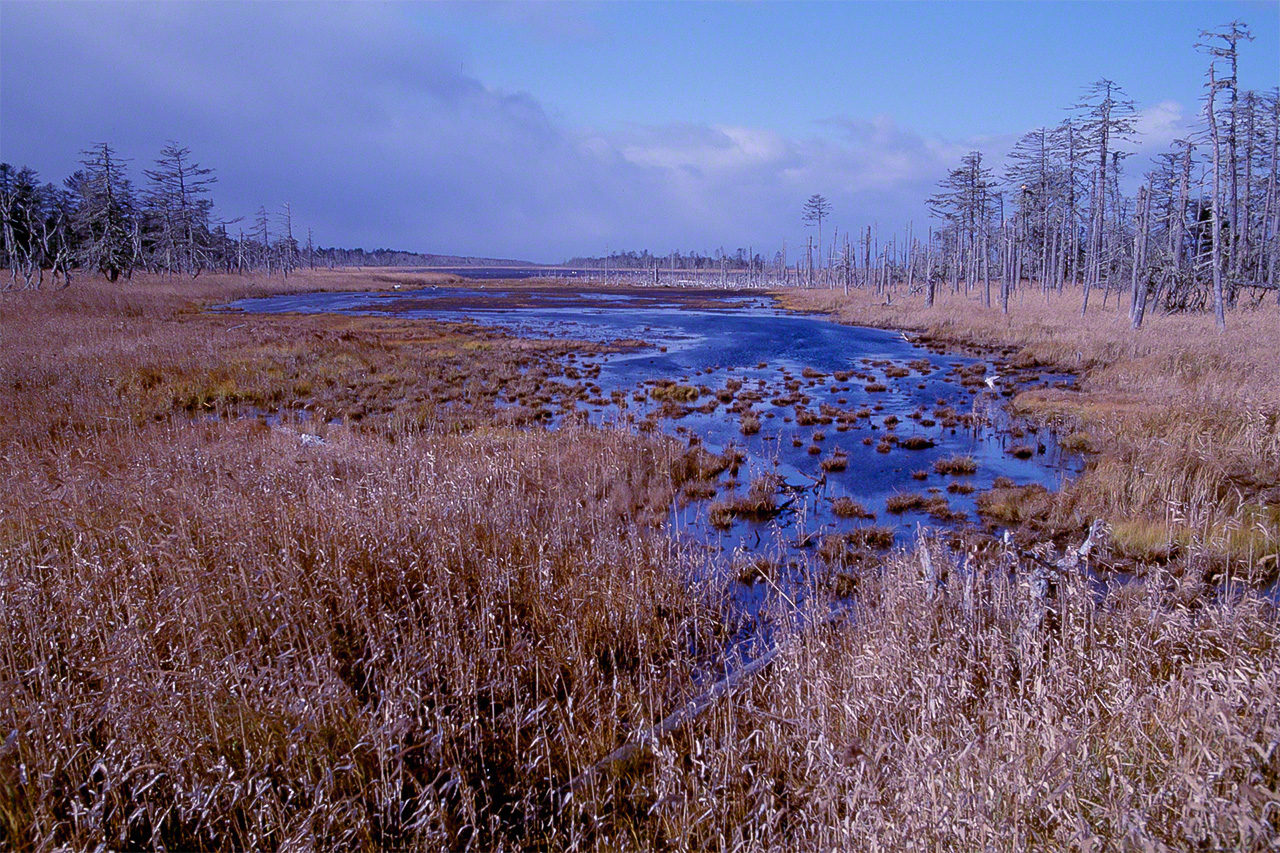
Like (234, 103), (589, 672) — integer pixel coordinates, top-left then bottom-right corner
(1131, 99), (1194, 151)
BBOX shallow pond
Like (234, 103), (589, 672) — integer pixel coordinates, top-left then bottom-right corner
(229, 286), (1081, 571)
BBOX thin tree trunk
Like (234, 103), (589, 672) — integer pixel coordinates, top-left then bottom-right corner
(1208, 66), (1228, 329)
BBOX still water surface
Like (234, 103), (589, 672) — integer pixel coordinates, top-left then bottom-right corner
(228, 286), (1085, 637)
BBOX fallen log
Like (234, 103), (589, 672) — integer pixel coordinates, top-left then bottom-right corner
(560, 642), (787, 800)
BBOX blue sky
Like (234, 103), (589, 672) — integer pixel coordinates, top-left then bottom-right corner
(2, 1), (1277, 263)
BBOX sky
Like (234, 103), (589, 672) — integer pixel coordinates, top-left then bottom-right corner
(2, 1), (1277, 264)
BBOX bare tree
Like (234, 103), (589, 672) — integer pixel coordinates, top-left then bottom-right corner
(929, 151), (994, 298)
(1196, 30), (1247, 329)
(72, 143), (136, 282)
(144, 142), (217, 277)
(1075, 79), (1137, 315)
(802, 194), (832, 273)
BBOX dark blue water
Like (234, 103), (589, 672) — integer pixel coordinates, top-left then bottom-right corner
(226, 287), (1080, 554)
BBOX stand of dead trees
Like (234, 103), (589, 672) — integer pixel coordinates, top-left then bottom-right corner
(793, 21), (1277, 331)
(576, 25), (1276, 332)
(0, 142), (316, 288)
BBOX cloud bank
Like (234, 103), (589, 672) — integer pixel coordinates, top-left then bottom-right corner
(0, 3), (1191, 262)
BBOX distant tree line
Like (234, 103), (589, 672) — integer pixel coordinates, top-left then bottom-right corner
(0, 141), (519, 289)
(573, 22), (1279, 327)
(564, 247), (766, 272)
(318, 247), (535, 268)
(0, 141), (317, 288)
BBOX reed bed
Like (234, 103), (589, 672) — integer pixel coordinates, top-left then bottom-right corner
(0, 274), (724, 849)
(634, 539), (1279, 850)
(782, 285), (1280, 579)
(1, 273), (1276, 849)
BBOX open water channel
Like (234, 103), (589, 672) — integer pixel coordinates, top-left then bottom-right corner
(227, 285), (1084, 622)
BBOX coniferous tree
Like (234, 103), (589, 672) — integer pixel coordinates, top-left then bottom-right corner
(802, 194), (832, 271)
(144, 142), (216, 277)
(71, 143), (136, 282)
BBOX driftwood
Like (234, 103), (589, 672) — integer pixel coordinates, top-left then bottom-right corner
(561, 602), (852, 802)
(560, 643), (787, 800)
(1023, 519), (1106, 637)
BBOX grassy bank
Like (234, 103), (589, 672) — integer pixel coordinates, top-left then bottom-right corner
(0, 272), (727, 849)
(1, 272), (1276, 850)
(780, 285), (1280, 585)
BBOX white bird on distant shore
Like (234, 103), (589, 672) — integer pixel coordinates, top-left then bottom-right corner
(984, 373), (999, 390)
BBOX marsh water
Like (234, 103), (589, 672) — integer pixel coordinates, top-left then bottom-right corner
(228, 287), (1081, 611)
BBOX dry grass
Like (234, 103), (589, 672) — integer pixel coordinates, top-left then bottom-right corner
(782, 285), (1280, 578)
(0, 273), (722, 849)
(934, 453), (979, 476)
(634, 538), (1280, 850)
(708, 473), (784, 528)
(976, 483), (1056, 528)
(831, 496), (874, 520)
(1, 273), (1276, 850)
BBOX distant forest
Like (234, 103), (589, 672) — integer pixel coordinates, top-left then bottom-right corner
(563, 248), (764, 272)
(0, 141), (534, 288)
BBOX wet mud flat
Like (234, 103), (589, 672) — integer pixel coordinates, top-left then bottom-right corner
(226, 285), (1086, 623)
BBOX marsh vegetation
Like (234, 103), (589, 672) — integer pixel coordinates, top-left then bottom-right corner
(0, 269), (1275, 850)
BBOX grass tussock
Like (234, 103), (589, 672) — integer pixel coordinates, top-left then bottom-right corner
(831, 496), (875, 519)
(708, 473), (785, 527)
(934, 453), (979, 476)
(818, 449), (849, 472)
(976, 482), (1055, 527)
(649, 381), (702, 403)
(885, 490), (928, 514)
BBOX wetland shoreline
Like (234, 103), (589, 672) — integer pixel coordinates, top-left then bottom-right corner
(2, 269), (1275, 851)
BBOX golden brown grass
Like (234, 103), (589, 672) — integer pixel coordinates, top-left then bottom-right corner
(1, 273), (1276, 850)
(636, 539), (1280, 850)
(782, 285), (1280, 579)
(0, 272), (722, 849)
